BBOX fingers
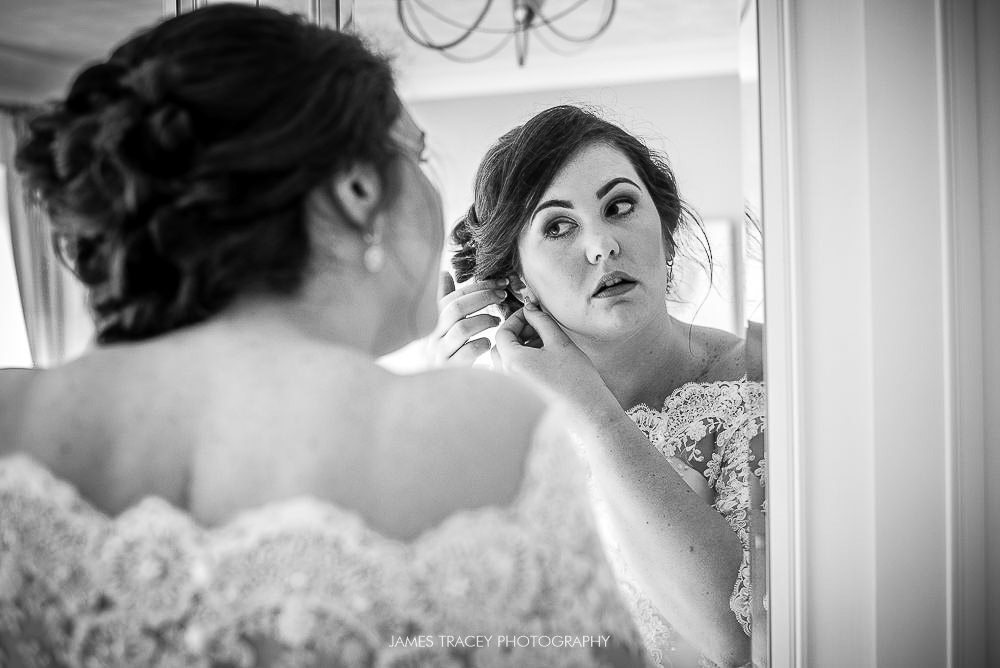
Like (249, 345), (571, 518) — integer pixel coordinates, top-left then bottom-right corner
(448, 338), (492, 365)
(520, 302), (572, 345)
(490, 345), (503, 371)
(438, 271), (456, 301)
(429, 275), (509, 367)
(494, 308), (529, 352)
(439, 313), (501, 360)
(438, 290), (508, 332)
(439, 277), (508, 309)
(494, 307), (541, 350)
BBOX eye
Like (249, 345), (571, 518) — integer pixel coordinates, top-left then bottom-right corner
(542, 218), (576, 238)
(605, 197), (635, 218)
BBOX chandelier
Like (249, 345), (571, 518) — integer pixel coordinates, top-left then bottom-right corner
(395, 0), (617, 67)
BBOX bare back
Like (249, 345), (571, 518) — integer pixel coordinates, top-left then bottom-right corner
(0, 320), (545, 541)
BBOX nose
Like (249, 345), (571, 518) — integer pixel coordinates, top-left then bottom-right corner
(584, 226), (620, 265)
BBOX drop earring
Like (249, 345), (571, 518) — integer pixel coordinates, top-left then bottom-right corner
(363, 227), (385, 273)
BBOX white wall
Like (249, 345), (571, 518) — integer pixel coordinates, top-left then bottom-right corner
(401, 76), (748, 340)
(408, 75), (744, 231)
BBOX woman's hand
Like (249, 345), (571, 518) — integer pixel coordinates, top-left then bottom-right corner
(429, 271), (509, 366)
(492, 302), (616, 416)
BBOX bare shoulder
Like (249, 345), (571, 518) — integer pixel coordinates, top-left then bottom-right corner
(0, 353), (127, 463)
(0, 367), (44, 456)
(688, 323), (747, 383)
(380, 367), (548, 497)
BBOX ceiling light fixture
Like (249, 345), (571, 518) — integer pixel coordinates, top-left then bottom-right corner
(395, 0), (616, 67)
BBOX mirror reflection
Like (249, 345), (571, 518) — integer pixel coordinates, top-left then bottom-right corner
(363, 2), (767, 663)
(0, 1), (766, 666)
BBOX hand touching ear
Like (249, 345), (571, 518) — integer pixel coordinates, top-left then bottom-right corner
(429, 271), (508, 365)
(507, 274), (537, 307)
(493, 303), (612, 412)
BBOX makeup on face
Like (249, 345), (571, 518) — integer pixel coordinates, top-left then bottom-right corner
(516, 143), (671, 342)
(529, 176), (643, 241)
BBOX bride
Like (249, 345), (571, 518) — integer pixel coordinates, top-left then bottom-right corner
(432, 105), (765, 667)
(0, 7), (652, 666)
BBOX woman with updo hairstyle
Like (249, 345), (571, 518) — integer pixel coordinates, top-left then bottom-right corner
(433, 105), (765, 667)
(0, 8), (655, 667)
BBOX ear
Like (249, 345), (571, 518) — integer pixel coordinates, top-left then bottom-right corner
(507, 274), (535, 305)
(330, 162), (384, 228)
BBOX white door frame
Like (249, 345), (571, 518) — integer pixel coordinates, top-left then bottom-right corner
(758, 0), (989, 665)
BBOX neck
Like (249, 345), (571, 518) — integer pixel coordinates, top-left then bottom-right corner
(567, 309), (697, 410)
(216, 269), (388, 356)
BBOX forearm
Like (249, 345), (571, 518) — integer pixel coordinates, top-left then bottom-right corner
(564, 392), (749, 665)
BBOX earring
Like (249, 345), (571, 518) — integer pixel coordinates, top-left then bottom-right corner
(363, 229), (385, 273)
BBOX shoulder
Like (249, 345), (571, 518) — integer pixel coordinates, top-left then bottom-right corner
(0, 367), (43, 456)
(0, 354), (128, 463)
(385, 366), (547, 452)
(377, 367), (549, 496)
(686, 323), (748, 383)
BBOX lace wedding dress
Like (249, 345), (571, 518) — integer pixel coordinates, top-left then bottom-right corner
(608, 379), (767, 668)
(0, 415), (652, 668)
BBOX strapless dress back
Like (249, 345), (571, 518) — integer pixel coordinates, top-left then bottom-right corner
(0, 418), (651, 668)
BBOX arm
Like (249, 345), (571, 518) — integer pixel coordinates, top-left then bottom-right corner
(494, 305), (750, 667)
(569, 387), (749, 668)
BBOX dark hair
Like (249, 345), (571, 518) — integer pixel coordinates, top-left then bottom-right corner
(15, 4), (401, 343)
(451, 105), (705, 315)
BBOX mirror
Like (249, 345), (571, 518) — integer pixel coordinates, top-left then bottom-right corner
(0, 0), (769, 664)
(357, 1), (768, 665)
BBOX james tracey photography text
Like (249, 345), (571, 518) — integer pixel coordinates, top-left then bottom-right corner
(389, 635), (613, 649)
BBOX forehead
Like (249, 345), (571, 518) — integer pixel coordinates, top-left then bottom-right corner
(543, 142), (641, 195)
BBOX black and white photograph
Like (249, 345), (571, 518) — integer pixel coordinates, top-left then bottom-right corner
(0, 1), (997, 666)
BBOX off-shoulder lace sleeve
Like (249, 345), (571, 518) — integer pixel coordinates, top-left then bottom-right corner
(0, 407), (652, 668)
(625, 380), (766, 644)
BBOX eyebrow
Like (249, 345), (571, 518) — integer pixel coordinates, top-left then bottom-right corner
(532, 198), (574, 218)
(532, 176), (642, 218)
(596, 177), (640, 199)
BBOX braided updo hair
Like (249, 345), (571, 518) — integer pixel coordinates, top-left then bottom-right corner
(451, 105), (702, 316)
(16, 4), (401, 343)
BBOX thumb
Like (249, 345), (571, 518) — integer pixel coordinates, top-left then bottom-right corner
(522, 303), (571, 345)
(438, 271), (456, 300)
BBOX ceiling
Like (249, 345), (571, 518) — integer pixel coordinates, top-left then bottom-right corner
(0, 0), (740, 104)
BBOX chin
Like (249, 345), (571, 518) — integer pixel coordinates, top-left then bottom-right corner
(584, 303), (650, 334)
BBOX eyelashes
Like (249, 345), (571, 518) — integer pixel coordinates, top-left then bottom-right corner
(542, 218), (575, 238)
(540, 195), (637, 239)
(605, 197), (635, 217)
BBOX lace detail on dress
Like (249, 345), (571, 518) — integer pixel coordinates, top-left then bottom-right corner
(620, 379), (766, 662)
(0, 413), (651, 668)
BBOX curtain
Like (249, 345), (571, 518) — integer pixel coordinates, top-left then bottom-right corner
(0, 106), (93, 368)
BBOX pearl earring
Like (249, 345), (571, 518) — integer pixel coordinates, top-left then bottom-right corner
(363, 230), (385, 273)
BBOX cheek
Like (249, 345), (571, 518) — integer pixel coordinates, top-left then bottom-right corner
(519, 242), (586, 309)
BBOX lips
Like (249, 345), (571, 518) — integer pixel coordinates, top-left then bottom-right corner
(592, 270), (638, 298)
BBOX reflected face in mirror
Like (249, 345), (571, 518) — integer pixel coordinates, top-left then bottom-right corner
(517, 142), (671, 342)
